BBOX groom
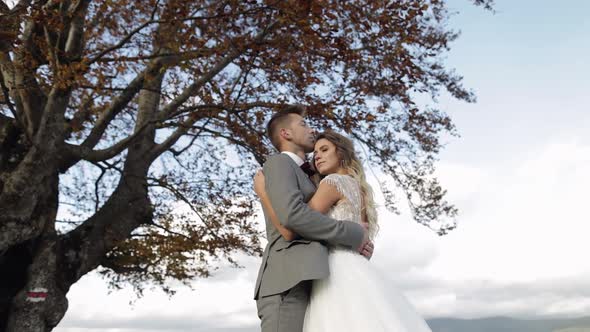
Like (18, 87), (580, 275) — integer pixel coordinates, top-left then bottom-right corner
(254, 106), (373, 332)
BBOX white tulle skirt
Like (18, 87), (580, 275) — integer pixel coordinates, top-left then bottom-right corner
(303, 248), (432, 332)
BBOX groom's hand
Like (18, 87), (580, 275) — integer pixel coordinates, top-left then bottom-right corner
(357, 223), (374, 260)
(360, 240), (374, 260)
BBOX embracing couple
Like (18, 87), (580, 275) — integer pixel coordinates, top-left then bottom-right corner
(253, 106), (432, 332)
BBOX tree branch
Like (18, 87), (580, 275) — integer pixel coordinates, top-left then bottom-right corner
(197, 125), (265, 164)
(8, 0), (32, 15)
(149, 115), (203, 160)
(168, 119), (210, 156)
(80, 64), (155, 149)
(10, 18), (48, 138)
(0, 1), (28, 52)
(150, 223), (191, 240)
(146, 176), (224, 243)
(162, 102), (278, 128)
(61, 120), (151, 170)
(87, 3), (161, 65)
(144, 19), (282, 160)
(64, 92), (95, 138)
(151, 100), (273, 163)
(93, 49), (216, 64)
(93, 162), (107, 212)
(0, 68), (18, 121)
(64, 0), (91, 60)
(159, 19), (280, 120)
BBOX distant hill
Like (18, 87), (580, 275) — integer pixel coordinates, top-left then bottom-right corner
(426, 316), (590, 332)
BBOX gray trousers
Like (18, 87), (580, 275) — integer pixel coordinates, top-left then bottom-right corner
(256, 281), (311, 332)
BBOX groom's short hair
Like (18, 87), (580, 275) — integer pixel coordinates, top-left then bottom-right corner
(267, 105), (306, 150)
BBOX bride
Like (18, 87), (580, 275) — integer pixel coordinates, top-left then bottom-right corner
(254, 130), (433, 331)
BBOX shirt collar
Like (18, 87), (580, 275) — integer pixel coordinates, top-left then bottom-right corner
(281, 151), (305, 166)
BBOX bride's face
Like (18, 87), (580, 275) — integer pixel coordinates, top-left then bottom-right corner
(314, 138), (341, 175)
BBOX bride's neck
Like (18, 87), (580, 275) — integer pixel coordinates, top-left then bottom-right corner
(335, 168), (349, 176)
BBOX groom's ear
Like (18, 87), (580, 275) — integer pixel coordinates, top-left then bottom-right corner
(279, 127), (291, 141)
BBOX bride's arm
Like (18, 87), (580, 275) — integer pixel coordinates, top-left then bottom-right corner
(253, 171), (344, 240)
(254, 171), (298, 241)
(258, 189), (299, 241)
(307, 181), (343, 214)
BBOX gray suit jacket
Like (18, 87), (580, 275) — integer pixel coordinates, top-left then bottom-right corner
(253, 153), (365, 299)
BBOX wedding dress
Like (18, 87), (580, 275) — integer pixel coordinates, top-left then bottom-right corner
(303, 174), (432, 332)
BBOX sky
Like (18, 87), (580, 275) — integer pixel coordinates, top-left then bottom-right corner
(50, 0), (590, 331)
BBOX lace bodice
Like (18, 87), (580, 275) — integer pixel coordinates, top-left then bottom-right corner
(321, 174), (363, 225)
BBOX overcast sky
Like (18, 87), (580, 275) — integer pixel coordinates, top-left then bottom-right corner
(54, 0), (590, 331)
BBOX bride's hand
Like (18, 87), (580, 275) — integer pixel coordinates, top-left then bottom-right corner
(253, 169), (266, 196)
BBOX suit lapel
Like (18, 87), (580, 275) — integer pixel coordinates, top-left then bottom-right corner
(278, 154), (316, 201)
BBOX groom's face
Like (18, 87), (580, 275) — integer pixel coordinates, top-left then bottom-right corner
(286, 114), (316, 153)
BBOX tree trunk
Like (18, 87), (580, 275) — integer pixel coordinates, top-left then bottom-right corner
(1, 173), (68, 332)
(0, 111), (69, 331)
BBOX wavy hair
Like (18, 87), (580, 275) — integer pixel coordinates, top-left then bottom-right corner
(313, 131), (379, 240)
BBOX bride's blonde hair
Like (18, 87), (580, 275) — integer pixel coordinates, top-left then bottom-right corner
(313, 131), (379, 240)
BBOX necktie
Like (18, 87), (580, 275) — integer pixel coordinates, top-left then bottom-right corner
(300, 161), (315, 177)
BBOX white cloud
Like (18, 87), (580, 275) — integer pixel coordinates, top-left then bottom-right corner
(403, 139), (590, 318)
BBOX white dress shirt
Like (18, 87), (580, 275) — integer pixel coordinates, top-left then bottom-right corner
(281, 151), (306, 167)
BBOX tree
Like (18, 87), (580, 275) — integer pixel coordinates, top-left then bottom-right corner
(0, 0), (493, 330)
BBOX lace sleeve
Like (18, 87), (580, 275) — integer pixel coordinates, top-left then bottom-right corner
(319, 174), (363, 225)
(320, 174), (349, 197)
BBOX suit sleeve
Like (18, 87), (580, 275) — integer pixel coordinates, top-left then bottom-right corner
(263, 155), (364, 249)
